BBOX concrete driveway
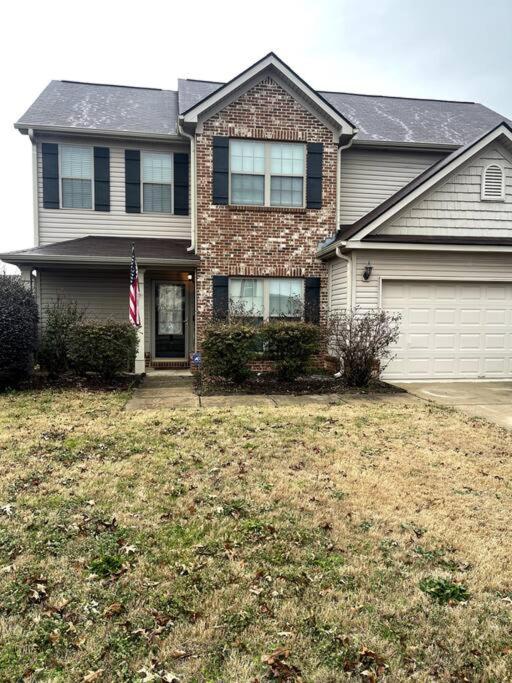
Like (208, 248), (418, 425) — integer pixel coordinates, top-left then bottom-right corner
(394, 381), (512, 430)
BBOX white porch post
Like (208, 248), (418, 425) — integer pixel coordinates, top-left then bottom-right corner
(19, 265), (33, 290)
(135, 268), (146, 374)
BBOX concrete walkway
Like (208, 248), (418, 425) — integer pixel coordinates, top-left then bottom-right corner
(125, 371), (419, 411)
(394, 381), (512, 430)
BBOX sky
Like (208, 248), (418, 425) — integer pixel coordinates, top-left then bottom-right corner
(1, 0), (511, 269)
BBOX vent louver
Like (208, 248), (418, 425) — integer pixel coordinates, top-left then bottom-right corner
(482, 164), (505, 200)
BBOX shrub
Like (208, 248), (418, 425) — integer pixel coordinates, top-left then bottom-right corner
(202, 321), (257, 383)
(0, 274), (39, 387)
(327, 308), (401, 387)
(39, 299), (84, 377)
(68, 320), (138, 380)
(263, 321), (321, 381)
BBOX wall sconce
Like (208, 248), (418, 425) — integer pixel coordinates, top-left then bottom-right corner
(187, 273), (194, 281)
(363, 263), (373, 281)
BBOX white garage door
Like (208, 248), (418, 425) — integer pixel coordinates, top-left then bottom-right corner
(382, 280), (512, 380)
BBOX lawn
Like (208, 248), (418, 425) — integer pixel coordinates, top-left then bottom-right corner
(1, 389), (512, 682)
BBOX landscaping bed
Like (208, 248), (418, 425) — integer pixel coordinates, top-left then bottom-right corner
(1, 388), (512, 680)
(196, 372), (404, 396)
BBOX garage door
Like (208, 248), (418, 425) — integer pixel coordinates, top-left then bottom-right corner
(382, 280), (512, 380)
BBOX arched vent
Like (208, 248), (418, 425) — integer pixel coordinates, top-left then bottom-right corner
(482, 163), (505, 200)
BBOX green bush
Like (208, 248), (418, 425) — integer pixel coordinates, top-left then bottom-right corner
(0, 274), (39, 387)
(202, 321), (257, 383)
(39, 299), (84, 377)
(68, 320), (138, 380)
(263, 321), (321, 381)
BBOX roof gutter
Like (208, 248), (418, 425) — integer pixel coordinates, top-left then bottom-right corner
(14, 123), (187, 143)
(0, 253), (199, 267)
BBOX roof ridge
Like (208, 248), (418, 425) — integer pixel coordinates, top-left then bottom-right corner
(60, 80), (167, 92)
(319, 89), (477, 105)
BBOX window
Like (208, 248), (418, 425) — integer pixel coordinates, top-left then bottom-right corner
(229, 141), (305, 207)
(482, 163), (505, 201)
(229, 278), (304, 321)
(142, 152), (173, 212)
(60, 145), (93, 209)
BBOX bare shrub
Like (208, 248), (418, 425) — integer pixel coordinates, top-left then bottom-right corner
(327, 308), (401, 386)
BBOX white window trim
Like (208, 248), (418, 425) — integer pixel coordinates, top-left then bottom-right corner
(228, 140), (306, 208)
(481, 163), (506, 201)
(141, 150), (174, 214)
(58, 143), (94, 211)
(228, 277), (305, 320)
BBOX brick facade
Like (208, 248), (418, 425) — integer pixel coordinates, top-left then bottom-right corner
(195, 76), (338, 342)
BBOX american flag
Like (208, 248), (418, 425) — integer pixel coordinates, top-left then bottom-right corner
(129, 243), (140, 327)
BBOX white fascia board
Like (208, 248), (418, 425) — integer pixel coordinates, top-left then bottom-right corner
(343, 240), (512, 253)
(0, 254), (199, 267)
(181, 54), (355, 136)
(351, 123), (512, 241)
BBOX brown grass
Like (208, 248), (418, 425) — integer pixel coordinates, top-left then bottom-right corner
(1, 388), (512, 681)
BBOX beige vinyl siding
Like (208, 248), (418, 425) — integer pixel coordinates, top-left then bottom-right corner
(378, 144), (512, 237)
(37, 135), (191, 245)
(339, 148), (444, 223)
(352, 250), (512, 312)
(329, 257), (348, 310)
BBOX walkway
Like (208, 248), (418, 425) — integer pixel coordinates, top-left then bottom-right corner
(125, 370), (419, 410)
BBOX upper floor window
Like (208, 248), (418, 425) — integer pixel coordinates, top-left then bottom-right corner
(142, 152), (173, 213)
(60, 145), (93, 209)
(229, 140), (305, 208)
(481, 163), (505, 201)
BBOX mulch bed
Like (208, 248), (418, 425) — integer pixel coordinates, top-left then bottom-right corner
(196, 373), (404, 396)
(2, 371), (143, 394)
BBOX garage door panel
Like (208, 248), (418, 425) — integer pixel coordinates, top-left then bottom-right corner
(382, 280), (512, 380)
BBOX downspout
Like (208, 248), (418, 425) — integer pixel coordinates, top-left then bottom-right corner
(336, 132), (356, 228)
(28, 129), (39, 248)
(177, 121), (197, 253)
(335, 246), (352, 311)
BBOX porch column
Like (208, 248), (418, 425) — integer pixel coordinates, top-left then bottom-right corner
(19, 265), (33, 290)
(135, 268), (146, 374)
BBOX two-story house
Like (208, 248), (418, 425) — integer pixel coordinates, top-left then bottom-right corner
(3, 53), (512, 380)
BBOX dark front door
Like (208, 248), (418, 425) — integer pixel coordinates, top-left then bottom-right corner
(155, 283), (186, 358)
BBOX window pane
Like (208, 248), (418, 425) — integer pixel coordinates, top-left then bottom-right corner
(143, 183), (172, 213)
(230, 140), (265, 174)
(229, 278), (264, 318)
(270, 176), (303, 207)
(62, 178), (92, 209)
(231, 174), (264, 205)
(269, 279), (303, 319)
(270, 143), (304, 176)
(61, 146), (92, 180)
(143, 152), (172, 184)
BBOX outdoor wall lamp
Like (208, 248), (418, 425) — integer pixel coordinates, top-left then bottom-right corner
(187, 273), (194, 281)
(363, 263), (373, 281)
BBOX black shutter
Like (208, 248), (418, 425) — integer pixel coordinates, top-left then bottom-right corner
(212, 137), (229, 205)
(304, 277), (321, 324)
(174, 153), (189, 215)
(212, 275), (229, 320)
(125, 149), (141, 213)
(42, 143), (59, 209)
(94, 147), (110, 211)
(306, 142), (323, 209)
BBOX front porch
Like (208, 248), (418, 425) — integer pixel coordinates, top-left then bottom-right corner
(1, 236), (199, 374)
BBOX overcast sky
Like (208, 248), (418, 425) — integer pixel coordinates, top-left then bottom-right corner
(1, 0), (511, 268)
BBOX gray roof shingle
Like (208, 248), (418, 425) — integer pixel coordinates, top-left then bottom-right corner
(16, 80), (179, 136)
(16, 75), (511, 147)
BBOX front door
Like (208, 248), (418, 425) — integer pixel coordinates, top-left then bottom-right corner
(155, 283), (186, 358)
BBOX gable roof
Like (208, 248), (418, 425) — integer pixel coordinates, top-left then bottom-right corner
(15, 80), (180, 138)
(179, 52), (356, 135)
(178, 79), (509, 147)
(321, 120), (512, 251)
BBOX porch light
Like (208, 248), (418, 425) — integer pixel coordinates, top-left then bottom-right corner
(187, 273), (194, 281)
(363, 263), (373, 281)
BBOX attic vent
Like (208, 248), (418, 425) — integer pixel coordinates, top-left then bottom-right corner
(482, 163), (505, 200)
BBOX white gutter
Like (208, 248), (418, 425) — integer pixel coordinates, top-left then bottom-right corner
(336, 134), (355, 227)
(15, 123), (187, 144)
(0, 254), (199, 267)
(177, 120), (197, 253)
(335, 245), (353, 309)
(28, 129), (39, 247)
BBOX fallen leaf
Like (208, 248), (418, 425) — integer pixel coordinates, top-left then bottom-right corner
(103, 602), (123, 617)
(82, 670), (104, 682)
